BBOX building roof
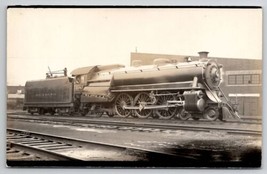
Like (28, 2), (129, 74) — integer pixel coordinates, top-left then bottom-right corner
(130, 52), (262, 71)
(8, 94), (25, 99)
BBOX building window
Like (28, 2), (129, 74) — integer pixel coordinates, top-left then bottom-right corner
(236, 75), (243, 84)
(251, 74), (260, 84)
(243, 75), (251, 84)
(228, 75), (236, 84)
(228, 74), (261, 85)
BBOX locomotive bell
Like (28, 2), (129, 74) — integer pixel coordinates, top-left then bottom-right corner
(153, 58), (171, 66)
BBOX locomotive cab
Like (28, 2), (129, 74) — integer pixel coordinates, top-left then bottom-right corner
(75, 75), (87, 85)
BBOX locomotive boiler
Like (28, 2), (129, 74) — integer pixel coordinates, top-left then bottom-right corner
(24, 52), (239, 121)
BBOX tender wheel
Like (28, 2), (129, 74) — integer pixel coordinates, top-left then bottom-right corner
(204, 107), (219, 121)
(58, 111), (63, 116)
(38, 108), (44, 115)
(178, 108), (191, 121)
(50, 110), (55, 116)
(80, 104), (89, 116)
(68, 111), (75, 116)
(115, 93), (133, 117)
(134, 93), (153, 119)
(156, 92), (178, 119)
(81, 109), (88, 116)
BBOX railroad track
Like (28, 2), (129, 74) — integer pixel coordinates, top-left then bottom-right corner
(7, 111), (262, 124)
(6, 128), (198, 162)
(8, 114), (262, 136)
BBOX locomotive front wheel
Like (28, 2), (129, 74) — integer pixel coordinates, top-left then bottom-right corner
(134, 93), (153, 119)
(115, 93), (133, 117)
(178, 108), (191, 121)
(155, 92), (177, 119)
(204, 107), (219, 121)
(192, 117), (200, 121)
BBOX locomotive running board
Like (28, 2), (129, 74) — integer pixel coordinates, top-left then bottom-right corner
(124, 104), (179, 110)
(110, 81), (205, 92)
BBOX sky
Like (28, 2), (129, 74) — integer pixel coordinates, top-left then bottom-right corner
(7, 8), (262, 86)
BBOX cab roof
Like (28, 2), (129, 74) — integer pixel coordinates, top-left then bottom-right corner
(71, 64), (125, 76)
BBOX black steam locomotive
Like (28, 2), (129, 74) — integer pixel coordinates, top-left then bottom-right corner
(23, 52), (239, 121)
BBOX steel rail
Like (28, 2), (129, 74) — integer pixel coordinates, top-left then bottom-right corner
(8, 115), (262, 136)
(7, 128), (198, 161)
(8, 141), (80, 161)
(7, 112), (262, 124)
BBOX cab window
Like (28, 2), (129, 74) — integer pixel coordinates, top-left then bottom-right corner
(80, 75), (85, 83)
(75, 75), (86, 84)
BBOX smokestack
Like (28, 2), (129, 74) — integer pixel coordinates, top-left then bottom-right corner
(198, 51), (209, 58)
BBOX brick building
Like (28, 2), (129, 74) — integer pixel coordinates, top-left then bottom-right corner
(7, 86), (25, 109)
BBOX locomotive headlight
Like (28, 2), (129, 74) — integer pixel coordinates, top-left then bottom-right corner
(211, 67), (220, 83)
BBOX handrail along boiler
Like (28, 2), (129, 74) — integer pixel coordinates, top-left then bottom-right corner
(23, 52), (238, 121)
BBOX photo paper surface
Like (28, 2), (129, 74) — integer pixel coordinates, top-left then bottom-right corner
(6, 7), (262, 168)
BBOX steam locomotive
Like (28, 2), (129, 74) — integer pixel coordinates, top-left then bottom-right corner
(23, 52), (239, 121)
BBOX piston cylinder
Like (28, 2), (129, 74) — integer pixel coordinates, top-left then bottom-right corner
(183, 90), (205, 112)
